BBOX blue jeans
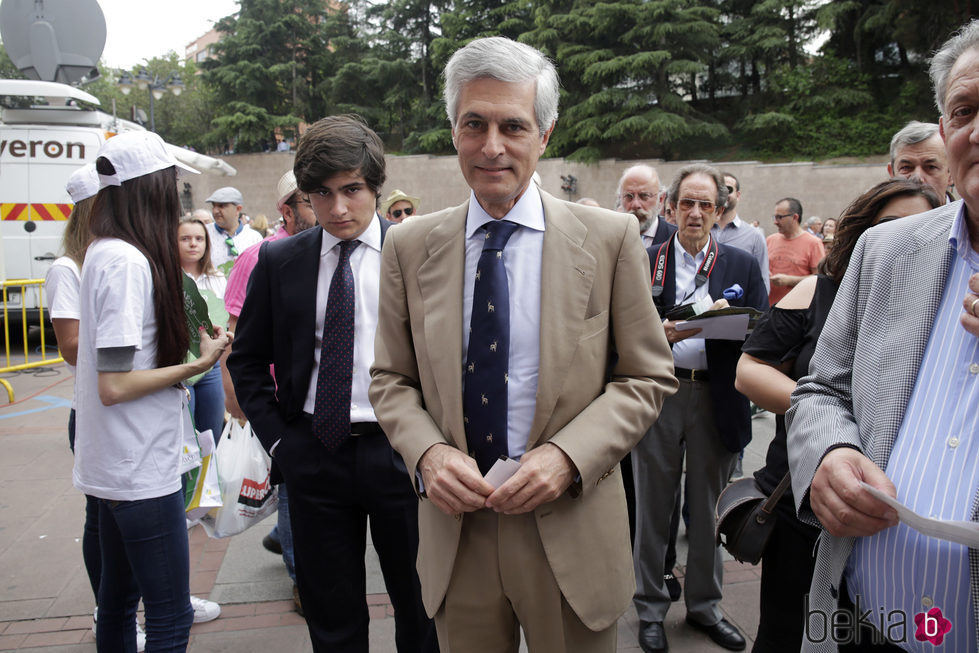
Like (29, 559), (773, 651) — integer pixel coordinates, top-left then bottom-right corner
(69, 409), (102, 600)
(277, 484), (296, 582)
(188, 362), (225, 443)
(97, 490), (194, 653)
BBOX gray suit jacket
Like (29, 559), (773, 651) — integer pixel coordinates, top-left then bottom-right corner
(786, 200), (979, 652)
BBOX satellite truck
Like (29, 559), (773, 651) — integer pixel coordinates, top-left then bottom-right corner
(0, 0), (235, 328)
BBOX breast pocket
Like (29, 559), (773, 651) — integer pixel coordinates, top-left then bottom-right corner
(580, 309), (609, 341)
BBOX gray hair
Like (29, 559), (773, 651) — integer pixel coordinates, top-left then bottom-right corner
(616, 164), (660, 196)
(443, 37), (560, 137)
(930, 19), (979, 115)
(805, 216), (822, 228)
(666, 164), (728, 210)
(889, 121), (940, 166)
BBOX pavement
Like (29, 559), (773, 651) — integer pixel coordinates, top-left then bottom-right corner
(0, 341), (775, 652)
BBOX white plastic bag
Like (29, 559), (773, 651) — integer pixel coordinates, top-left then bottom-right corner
(184, 428), (221, 522)
(199, 420), (278, 538)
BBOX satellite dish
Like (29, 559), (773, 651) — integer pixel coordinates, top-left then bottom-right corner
(0, 0), (106, 85)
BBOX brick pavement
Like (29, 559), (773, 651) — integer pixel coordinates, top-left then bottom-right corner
(0, 355), (768, 652)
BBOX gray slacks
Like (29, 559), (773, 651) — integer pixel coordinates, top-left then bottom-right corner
(632, 378), (737, 625)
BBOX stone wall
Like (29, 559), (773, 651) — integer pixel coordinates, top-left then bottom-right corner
(188, 152), (892, 237)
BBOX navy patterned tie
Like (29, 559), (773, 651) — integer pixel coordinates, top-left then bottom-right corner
(464, 220), (519, 475)
(312, 239), (360, 451)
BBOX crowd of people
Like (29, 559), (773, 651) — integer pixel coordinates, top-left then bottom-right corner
(43, 17), (979, 653)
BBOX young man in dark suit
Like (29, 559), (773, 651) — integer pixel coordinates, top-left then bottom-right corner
(228, 115), (436, 653)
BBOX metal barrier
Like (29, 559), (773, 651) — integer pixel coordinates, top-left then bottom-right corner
(0, 278), (64, 403)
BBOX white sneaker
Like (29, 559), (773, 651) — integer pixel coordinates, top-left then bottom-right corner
(190, 595), (221, 623)
(92, 608), (145, 652)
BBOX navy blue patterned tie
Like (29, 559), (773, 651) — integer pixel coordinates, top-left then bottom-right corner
(464, 220), (519, 475)
(312, 239), (360, 451)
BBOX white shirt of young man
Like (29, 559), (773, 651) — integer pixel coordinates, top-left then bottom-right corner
(462, 183), (543, 460)
(303, 217), (381, 423)
(72, 238), (185, 501)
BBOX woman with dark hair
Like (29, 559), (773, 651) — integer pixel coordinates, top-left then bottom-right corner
(72, 131), (230, 652)
(734, 178), (941, 653)
(178, 214), (227, 443)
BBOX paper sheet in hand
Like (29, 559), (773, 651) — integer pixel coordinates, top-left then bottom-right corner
(860, 482), (979, 548)
(484, 457), (522, 488)
(674, 313), (750, 340)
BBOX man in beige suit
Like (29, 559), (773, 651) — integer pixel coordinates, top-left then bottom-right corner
(369, 37), (677, 652)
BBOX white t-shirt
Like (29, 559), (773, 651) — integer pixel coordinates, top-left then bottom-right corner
(72, 238), (185, 501)
(45, 256), (81, 377)
(188, 271), (227, 299)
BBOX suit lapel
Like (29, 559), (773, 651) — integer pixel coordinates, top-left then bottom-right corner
(279, 227), (323, 398)
(529, 192), (597, 448)
(417, 205), (468, 450)
(871, 212), (955, 468)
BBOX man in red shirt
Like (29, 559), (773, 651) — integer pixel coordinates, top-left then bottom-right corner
(766, 197), (824, 305)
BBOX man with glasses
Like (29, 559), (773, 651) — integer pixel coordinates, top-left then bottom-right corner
(766, 197), (824, 305)
(712, 172), (770, 292)
(616, 164), (676, 247)
(632, 164), (767, 653)
(204, 186), (263, 273)
(382, 189), (420, 223)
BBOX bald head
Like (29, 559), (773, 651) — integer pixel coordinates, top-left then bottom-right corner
(616, 164), (662, 230)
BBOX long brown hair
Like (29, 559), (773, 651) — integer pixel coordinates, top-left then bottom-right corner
(89, 164), (189, 368)
(820, 179), (941, 282)
(61, 196), (96, 266)
(178, 215), (217, 277)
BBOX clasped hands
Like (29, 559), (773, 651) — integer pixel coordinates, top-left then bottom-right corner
(418, 442), (576, 517)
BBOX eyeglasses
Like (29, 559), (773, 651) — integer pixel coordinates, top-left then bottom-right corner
(224, 237), (239, 257)
(725, 186), (735, 194)
(391, 207), (414, 219)
(677, 198), (717, 214)
(773, 213), (793, 221)
(288, 195), (312, 208)
(620, 192), (657, 203)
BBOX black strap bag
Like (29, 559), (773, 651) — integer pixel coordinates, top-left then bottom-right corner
(714, 472), (792, 565)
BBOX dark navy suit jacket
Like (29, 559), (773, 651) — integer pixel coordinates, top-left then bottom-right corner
(228, 218), (392, 454)
(649, 218), (678, 246)
(646, 238), (768, 452)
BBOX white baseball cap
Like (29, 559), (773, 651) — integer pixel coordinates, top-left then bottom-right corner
(66, 163), (99, 203)
(275, 170), (298, 213)
(97, 131), (199, 188)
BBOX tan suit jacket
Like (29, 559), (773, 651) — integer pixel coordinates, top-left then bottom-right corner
(369, 189), (677, 631)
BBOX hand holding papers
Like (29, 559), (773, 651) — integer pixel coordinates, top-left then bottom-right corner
(484, 456), (522, 488)
(861, 482), (979, 548)
(674, 306), (764, 340)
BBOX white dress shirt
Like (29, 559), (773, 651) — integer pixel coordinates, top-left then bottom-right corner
(303, 217), (381, 423)
(462, 184), (543, 460)
(670, 234), (710, 370)
(641, 216), (661, 248)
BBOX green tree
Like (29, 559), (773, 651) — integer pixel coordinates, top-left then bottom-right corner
(203, 0), (326, 152)
(522, 0), (728, 161)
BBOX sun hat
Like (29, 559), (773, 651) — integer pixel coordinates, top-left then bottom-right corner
(381, 189), (420, 216)
(96, 131), (199, 188)
(205, 186), (245, 206)
(66, 163), (100, 202)
(275, 170), (299, 213)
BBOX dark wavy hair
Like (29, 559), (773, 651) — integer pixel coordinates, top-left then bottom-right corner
(89, 164), (189, 368)
(294, 114), (386, 200)
(820, 179), (941, 282)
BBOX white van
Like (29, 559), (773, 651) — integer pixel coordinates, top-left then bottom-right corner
(0, 79), (234, 326)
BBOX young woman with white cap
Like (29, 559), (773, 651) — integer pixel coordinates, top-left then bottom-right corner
(71, 131), (230, 652)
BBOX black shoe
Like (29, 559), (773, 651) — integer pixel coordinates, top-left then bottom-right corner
(638, 620), (668, 652)
(664, 573), (681, 601)
(262, 532), (282, 555)
(685, 616), (745, 651)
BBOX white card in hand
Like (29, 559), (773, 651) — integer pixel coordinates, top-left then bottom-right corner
(484, 456), (522, 488)
(860, 482), (979, 548)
